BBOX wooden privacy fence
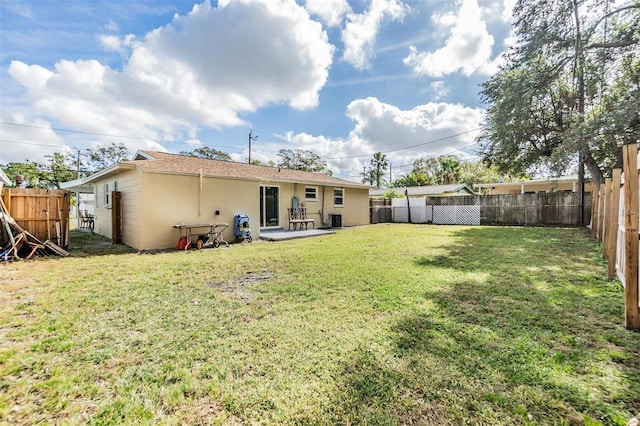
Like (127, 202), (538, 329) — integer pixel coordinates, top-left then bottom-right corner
(591, 144), (639, 330)
(0, 188), (70, 248)
(371, 192), (592, 226)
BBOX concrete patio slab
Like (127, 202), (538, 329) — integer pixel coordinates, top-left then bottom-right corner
(259, 228), (336, 241)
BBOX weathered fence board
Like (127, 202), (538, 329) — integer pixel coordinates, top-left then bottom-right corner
(0, 188), (70, 247)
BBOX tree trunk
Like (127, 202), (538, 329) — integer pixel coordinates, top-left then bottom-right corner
(584, 150), (604, 189)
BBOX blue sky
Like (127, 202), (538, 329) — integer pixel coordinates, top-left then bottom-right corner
(0, 0), (516, 181)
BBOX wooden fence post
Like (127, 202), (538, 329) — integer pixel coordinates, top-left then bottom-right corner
(599, 184), (607, 241)
(607, 169), (622, 280)
(602, 178), (611, 258)
(622, 144), (640, 330)
(591, 186), (599, 237)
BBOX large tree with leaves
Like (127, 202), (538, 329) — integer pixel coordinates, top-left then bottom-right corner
(180, 147), (232, 161)
(83, 142), (130, 174)
(277, 149), (332, 175)
(479, 0), (640, 186)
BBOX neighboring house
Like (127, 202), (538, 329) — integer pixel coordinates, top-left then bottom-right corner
(474, 176), (596, 195)
(0, 168), (11, 187)
(370, 184), (475, 198)
(62, 151), (370, 250)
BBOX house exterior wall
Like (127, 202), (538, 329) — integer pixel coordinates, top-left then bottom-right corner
(287, 184), (369, 227)
(92, 169), (143, 248)
(90, 171), (370, 250)
(140, 172), (259, 250)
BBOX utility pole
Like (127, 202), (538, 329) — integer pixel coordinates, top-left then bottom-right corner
(389, 162), (392, 185)
(76, 148), (81, 179)
(248, 130), (258, 164)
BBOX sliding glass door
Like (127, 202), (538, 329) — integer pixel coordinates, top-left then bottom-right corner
(259, 186), (279, 227)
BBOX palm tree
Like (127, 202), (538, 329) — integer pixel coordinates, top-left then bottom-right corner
(438, 156), (462, 185)
(370, 152), (389, 187)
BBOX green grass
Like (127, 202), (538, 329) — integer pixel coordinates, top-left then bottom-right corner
(1, 224), (639, 425)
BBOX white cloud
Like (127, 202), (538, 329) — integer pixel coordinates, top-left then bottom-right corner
(430, 81), (449, 99)
(8, 61), (53, 88)
(6, 0), (334, 160)
(277, 97), (484, 180)
(99, 34), (135, 52)
(305, 0), (351, 27)
(403, 0), (496, 77)
(341, 0), (410, 70)
(0, 113), (68, 164)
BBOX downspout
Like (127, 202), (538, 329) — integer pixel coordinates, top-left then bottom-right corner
(198, 169), (202, 216)
(320, 185), (330, 227)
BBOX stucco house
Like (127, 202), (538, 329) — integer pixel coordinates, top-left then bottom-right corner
(62, 151), (370, 250)
(474, 176), (595, 195)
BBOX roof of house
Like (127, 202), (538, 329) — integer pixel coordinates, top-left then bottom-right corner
(474, 175), (580, 189)
(72, 150), (368, 189)
(370, 184), (475, 197)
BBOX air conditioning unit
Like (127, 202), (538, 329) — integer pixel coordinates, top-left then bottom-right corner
(330, 214), (342, 228)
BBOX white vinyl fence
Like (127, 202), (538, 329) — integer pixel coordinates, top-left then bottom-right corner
(391, 197), (480, 225)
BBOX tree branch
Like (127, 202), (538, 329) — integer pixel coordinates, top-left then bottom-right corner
(584, 3), (640, 41)
(585, 39), (639, 49)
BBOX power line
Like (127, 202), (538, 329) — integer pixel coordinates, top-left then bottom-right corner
(323, 128), (481, 160)
(0, 138), (70, 149)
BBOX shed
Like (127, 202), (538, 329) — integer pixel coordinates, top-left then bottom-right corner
(62, 151), (370, 250)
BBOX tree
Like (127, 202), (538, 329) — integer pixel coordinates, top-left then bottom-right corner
(42, 152), (76, 189)
(438, 156), (462, 185)
(277, 149), (332, 175)
(180, 147), (232, 161)
(479, 0), (640, 186)
(2, 162), (43, 188)
(393, 170), (431, 187)
(368, 152), (389, 187)
(84, 142), (130, 174)
(2, 152), (77, 189)
(250, 159), (276, 167)
(459, 160), (526, 187)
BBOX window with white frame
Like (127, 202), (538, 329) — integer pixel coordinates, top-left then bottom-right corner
(333, 188), (344, 207)
(104, 183), (110, 207)
(305, 186), (318, 201)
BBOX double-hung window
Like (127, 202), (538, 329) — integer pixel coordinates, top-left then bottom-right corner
(333, 188), (344, 207)
(305, 186), (318, 201)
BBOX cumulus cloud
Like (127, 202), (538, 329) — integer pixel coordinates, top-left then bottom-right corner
(341, 0), (410, 69)
(403, 0), (497, 77)
(275, 97), (484, 180)
(99, 34), (135, 52)
(0, 112), (68, 164)
(6, 0), (334, 157)
(305, 0), (351, 27)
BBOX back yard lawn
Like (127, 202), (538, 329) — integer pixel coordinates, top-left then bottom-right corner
(1, 225), (639, 425)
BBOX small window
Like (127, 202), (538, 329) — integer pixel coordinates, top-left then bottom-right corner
(333, 188), (344, 207)
(104, 183), (110, 207)
(305, 186), (318, 200)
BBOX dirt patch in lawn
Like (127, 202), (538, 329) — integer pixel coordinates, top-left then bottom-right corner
(208, 271), (271, 301)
